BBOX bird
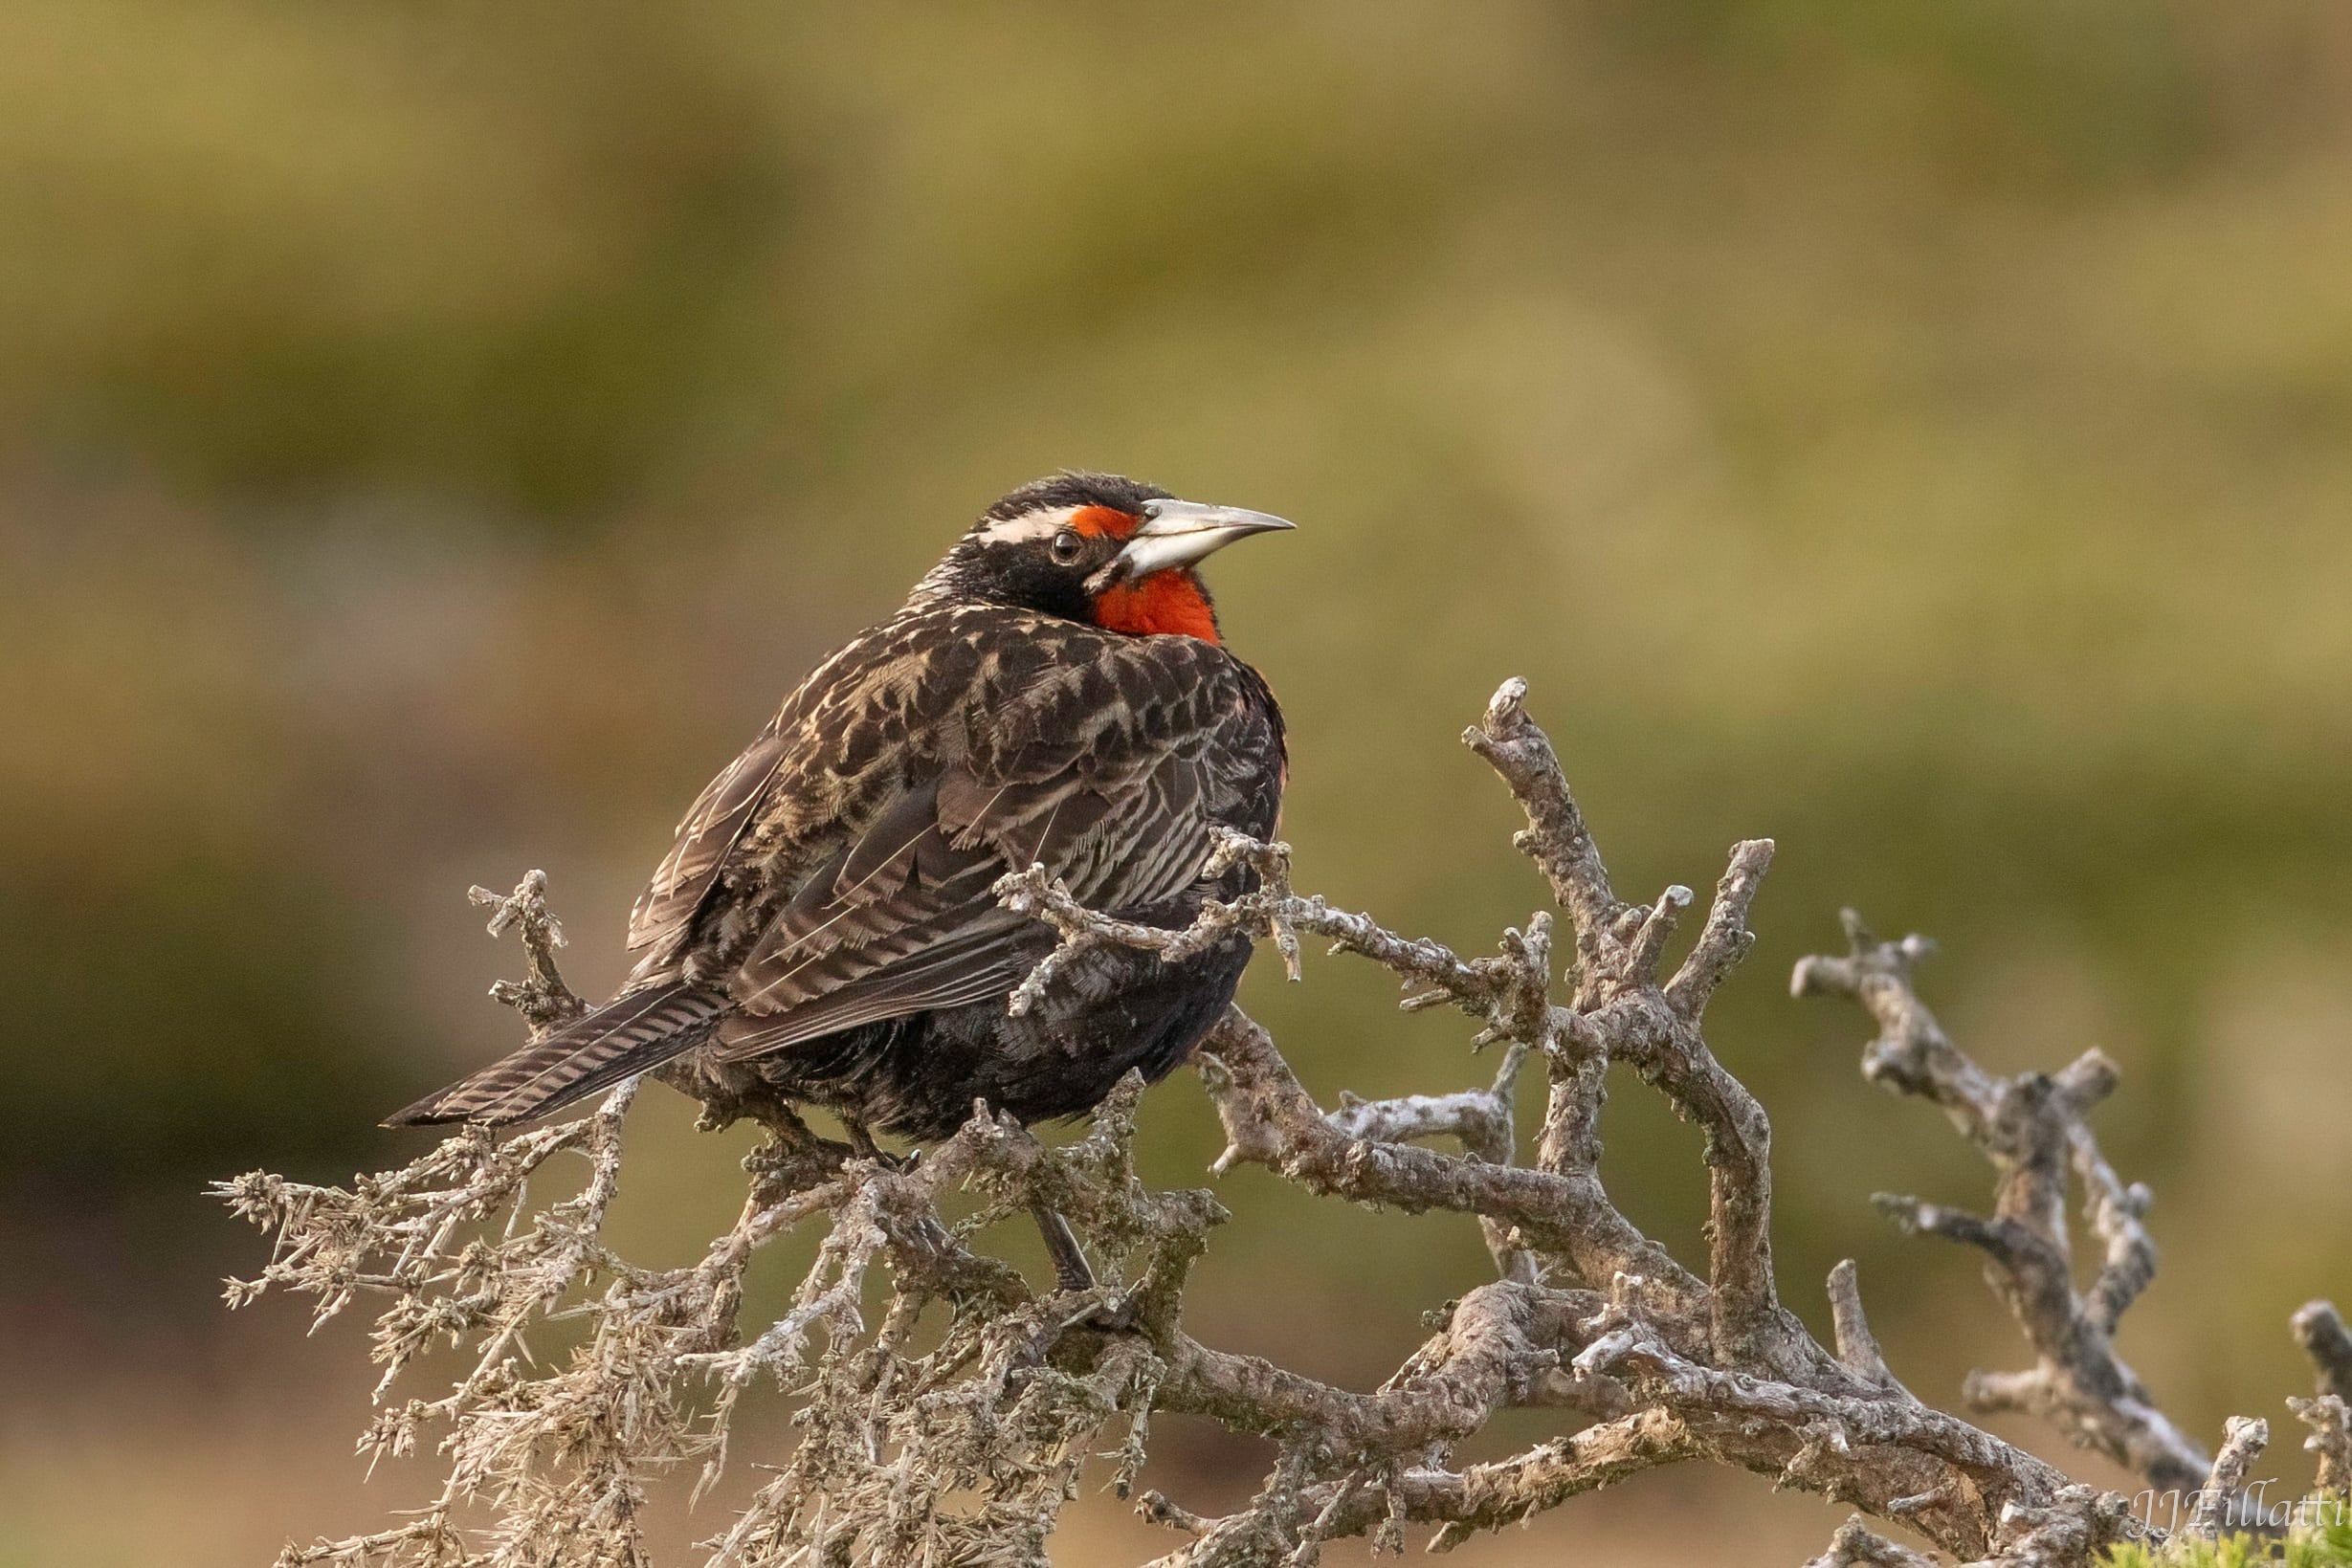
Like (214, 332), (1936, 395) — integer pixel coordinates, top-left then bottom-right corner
(388, 473), (1291, 1281)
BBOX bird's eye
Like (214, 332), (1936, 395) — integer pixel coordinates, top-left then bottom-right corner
(1049, 529), (1085, 564)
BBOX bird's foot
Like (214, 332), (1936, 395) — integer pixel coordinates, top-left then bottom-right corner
(842, 1115), (886, 1161)
(1058, 1289), (1139, 1335)
(1030, 1201), (1096, 1291)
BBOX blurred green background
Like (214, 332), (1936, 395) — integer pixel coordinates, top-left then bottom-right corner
(6, 2), (2352, 1562)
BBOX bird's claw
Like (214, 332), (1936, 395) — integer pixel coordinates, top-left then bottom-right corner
(1060, 1289), (1140, 1335)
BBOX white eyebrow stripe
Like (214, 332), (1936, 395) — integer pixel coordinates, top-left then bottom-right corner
(969, 506), (1078, 545)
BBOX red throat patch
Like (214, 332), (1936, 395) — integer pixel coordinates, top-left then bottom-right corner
(1092, 571), (1220, 643)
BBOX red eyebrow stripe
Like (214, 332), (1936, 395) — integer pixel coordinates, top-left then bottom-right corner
(1070, 504), (1140, 540)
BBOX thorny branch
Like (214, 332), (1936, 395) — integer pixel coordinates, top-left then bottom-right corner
(219, 681), (2346, 1568)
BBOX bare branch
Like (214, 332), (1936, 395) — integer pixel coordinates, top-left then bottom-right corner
(1192, 1009), (1696, 1297)
(470, 870), (588, 1031)
(1623, 883), (1693, 985)
(2186, 1417), (2269, 1538)
(224, 683), (2346, 1568)
(2296, 1300), (2352, 1405)
(1828, 1260), (1903, 1394)
(1665, 838), (1775, 1018)
(1972, 1485), (2137, 1568)
(2290, 1395), (2352, 1495)
(1798, 917), (2210, 1495)
(1805, 1515), (1942, 1568)
(1460, 676), (1624, 967)
(2289, 1301), (2352, 1495)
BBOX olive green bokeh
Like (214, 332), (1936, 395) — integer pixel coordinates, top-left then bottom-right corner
(7, 3), (2352, 1558)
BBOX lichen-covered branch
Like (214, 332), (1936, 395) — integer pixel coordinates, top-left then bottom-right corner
(2297, 1301), (2352, 1406)
(1827, 1258), (1907, 1396)
(1793, 914), (2210, 1496)
(221, 680), (2340, 1568)
(2186, 1418), (2269, 1538)
(469, 870), (588, 1032)
(2292, 1302), (2352, 1494)
(1806, 1515), (1944, 1568)
(1460, 675), (1624, 966)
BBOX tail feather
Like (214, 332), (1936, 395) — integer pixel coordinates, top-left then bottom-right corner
(386, 983), (728, 1128)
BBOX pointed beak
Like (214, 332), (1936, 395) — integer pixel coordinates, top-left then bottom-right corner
(1107, 497), (1296, 582)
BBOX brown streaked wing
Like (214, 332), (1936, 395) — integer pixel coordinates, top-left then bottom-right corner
(625, 609), (1026, 976)
(716, 634), (1279, 1061)
(625, 726), (789, 961)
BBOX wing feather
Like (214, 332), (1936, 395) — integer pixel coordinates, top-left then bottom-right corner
(627, 729), (789, 961)
(712, 628), (1280, 1065)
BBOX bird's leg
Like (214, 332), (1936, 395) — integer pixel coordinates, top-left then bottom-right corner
(841, 1114), (885, 1162)
(1030, 1200), (1097, 1293)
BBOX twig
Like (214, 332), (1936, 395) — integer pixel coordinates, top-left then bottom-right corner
(2292, 1301), (2352, 1493)
(1828, 1260), (1903, 1394)
(1797, 916), (2209, 1494)
(2296, 1301), (2352, 1404)
(2186, 1418), (2268, 1538)
(470, 871), (588, 1031)
(1804, 1514), (1942, 1568)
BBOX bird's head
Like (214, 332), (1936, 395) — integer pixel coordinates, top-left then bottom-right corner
(914, 472), (1294, 644)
